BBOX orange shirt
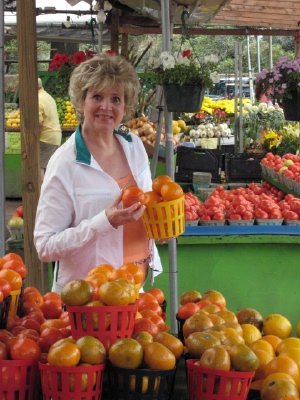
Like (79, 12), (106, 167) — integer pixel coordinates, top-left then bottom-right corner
(117, 174), (150, 263)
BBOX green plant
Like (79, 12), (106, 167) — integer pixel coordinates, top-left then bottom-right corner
(261, 124), (300, 155)
(146, 49), (218, 88)
(256, 57), (300, 101)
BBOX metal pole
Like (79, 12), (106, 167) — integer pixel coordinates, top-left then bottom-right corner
(246, 36), (254, 103)
(98, 22), (103, 52)
(269, 35), (273, 69)
(256, 36), (261, 73)
(239, 41), (244, 153)
(0, 0), (6, 256)
(161, 0), (178, 334)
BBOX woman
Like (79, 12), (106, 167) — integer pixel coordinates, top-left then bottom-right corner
(255, 77), (281, 109)
(34, 53), (162, 293)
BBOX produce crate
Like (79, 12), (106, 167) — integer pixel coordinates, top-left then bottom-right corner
(224, 153), (265, 182)
(175, 147), (223, 183)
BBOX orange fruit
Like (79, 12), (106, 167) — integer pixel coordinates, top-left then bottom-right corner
(82, 300), (110, 330)
(61, 279), (93, 306)
(277, 338), (300, 354)
(99, 280), (132, 306)
(236, 307), (264, 331)
(278, 348), (300, 371)
(215, 309), (238, 323)
(119, 263), (143, 285)
(228, 343), (260, 372)
(249, 339), (276, 357)
(143, 342), (176, 370)
(185, 331), (221, 358)
(143, 191), (163, 205)
(264, 356), (300, 389)
(0, 278), (11, 298)
(0, 258), (7, 270)
(252, 349), (275, 380)
(261, 335), (283, 353)
(160, 181), (184, 201)
(76, 336), (106, 365)
(132, 331), (153, 347)
(108, 338), (143, 369)
(261, 378), (299, 400)
(2, 260), (27, 279)
(152, 175), (173, 195)
(153, 332), (184, 359)
(47, 340), (81, 367)
(2, 253), (23, 263)
(261, 373), (298, 392)
(198, 344), (231, 371)
(201, 289), (226, 308)
(133, 317), (159, 337)
(67, 363), (97, 392)
(241, 323), (262, 345)
(182, 312), (213, 338)
(0, 269), (22, 290)
(109, 269), (135, 283)
(122, 187), (145, 208)
(146, 313), (166, 333)
(205, 313), (225, 326)
(178, 302), (201, 320)
(39, 319), (69, 333)
(87, 264), (114, 278)
(263, 314), (292, 339)
(145, 288), (165, 305)
(84, 274), (108, 291)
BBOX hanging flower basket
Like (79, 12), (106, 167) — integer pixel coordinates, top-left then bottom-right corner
(282, 91), (300, 122)
(163, 84), (205, 113)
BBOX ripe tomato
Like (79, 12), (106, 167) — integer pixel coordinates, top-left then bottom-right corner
(9, 337), (41, 361)
(40, 300), (63, 319)
(122, 187), (145, 208)
(37, 327), (65, 353)
(254, 209), (269, 219)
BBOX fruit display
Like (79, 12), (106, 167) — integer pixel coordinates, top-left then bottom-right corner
(55, 97), (78, 128)
(184, 180), (300, 226)
(5, 107), (20, 130)
(127, 116), (180, 147)
(176, 288), (300, 399)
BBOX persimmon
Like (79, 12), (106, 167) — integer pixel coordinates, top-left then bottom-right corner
(160, 181), (184, 201)
(0, 269), (22, 291)
(2, 260), (27, 279)
(2, 253), (23, 263)
(122, 187), (145, 208)
(40, 299), (63, 319)
(0, 278), (12, 298)
(143, 191), (163, 205)
(146, 288), (165, 305)
(119, 263), (143, 284)
(152, 175), (173, 195)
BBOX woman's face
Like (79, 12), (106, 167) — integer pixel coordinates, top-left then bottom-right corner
(82, 85), (125, 132)
(260, 89), (273, 104)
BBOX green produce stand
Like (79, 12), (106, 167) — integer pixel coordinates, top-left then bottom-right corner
(144, 225), (300, 336)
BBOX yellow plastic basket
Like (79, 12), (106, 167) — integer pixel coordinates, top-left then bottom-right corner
(9, 289), (21, 318)
(142, 196), (185, 240)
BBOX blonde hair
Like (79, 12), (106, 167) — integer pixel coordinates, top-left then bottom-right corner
(68, 53), (140, 123)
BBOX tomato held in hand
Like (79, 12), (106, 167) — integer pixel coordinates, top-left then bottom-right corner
(122, 187), (145, 208)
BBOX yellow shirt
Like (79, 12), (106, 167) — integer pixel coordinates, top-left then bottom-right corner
(38, 89), (62, 145)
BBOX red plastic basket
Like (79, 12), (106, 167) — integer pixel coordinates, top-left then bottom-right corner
(186, 359), (255, 400)
(39, 361), (105, 400)
(0, 359), (39, 400)
(67, 302), (138, 351)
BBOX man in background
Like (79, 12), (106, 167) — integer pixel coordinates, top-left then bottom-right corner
(38, 78), (62, 183)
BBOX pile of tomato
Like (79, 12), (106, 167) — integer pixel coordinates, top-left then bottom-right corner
(184, 181), (300, 222)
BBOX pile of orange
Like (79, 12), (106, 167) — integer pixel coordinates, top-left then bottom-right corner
(0, 252), (26, 303)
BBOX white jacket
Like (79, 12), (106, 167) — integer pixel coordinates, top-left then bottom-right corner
(34, 126), (163, 293)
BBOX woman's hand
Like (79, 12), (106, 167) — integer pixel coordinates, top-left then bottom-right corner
(106, 192), (145, 228)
